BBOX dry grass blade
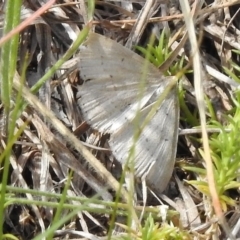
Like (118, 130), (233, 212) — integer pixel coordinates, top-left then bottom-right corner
(179, 0), (234, 238)
(32, 113), (113, 201)
(12, 72), (129, 202)
(0, 0), (56, 47)
(125, 0), (158, 48)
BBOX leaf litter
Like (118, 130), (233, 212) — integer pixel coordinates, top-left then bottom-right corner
(2, 0), (240, 239)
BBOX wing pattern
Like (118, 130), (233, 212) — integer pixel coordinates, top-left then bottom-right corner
(77, 33), (179, 193)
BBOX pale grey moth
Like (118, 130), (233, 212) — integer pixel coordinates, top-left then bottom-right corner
(77, 32), (179, 194)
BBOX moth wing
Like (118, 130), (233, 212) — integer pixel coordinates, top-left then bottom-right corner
(109, 87), (179, 193)
(77, 33), (170, 133)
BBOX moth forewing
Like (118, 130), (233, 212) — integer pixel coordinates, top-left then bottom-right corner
(77, 33), (168, 134)
(110, 85), (179, 193)
(146, 88), (179, 192)
(78, 32), (179, 194)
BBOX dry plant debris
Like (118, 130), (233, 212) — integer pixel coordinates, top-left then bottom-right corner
(1, 0), (240, 239)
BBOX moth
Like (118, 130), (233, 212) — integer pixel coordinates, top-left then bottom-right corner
(77, 32), (179, 194)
